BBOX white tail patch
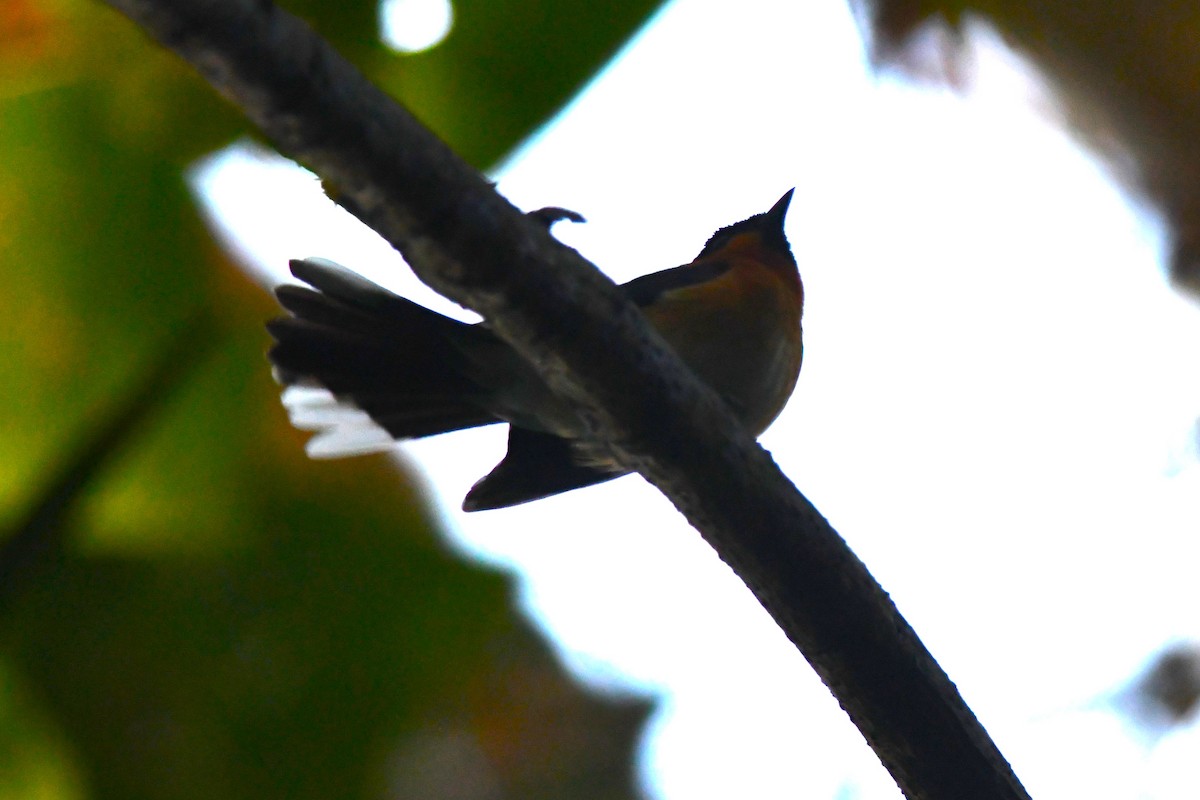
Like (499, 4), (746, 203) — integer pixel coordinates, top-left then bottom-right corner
(281, 385), (396, 459)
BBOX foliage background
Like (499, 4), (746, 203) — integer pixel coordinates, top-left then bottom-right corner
(5, 0), (1200, 798)
(0, 0), (664, 797)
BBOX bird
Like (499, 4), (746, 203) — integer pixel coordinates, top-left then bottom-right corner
(267, 189), (803, 511)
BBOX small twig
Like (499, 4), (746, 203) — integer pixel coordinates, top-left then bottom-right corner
(0, 309), (219, 611)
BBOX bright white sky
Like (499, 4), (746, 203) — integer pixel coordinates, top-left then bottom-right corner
(195, 0), (1200, 797)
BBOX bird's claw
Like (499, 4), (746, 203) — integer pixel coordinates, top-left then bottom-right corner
(527, 206), (587, 229)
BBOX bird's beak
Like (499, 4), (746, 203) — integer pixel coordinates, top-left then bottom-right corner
(765, 188), (795, 230)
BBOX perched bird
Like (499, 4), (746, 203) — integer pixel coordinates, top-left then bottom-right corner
(268, 189), (803, 511)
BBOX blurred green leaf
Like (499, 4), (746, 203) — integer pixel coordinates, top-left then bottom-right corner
(283, 0), (667, 169)
(0, 0), (663, 796)
(7, 455), (652, 799)
(378, 0), (666, 169)
(0, 82), (214, 541)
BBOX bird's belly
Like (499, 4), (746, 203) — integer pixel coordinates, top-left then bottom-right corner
(651, 285), (801, 436)
(670, 322), (800, 434)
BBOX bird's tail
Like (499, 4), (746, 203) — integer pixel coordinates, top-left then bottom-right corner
(267, 258), (499, 458)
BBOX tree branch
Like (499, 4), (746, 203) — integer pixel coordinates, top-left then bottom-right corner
(0, 309), (218, 612)
(98, 1), (1031, 798)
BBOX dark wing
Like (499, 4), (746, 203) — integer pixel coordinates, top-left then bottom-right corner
(619, 259), (732, 307)
(463, 428), (626, 511)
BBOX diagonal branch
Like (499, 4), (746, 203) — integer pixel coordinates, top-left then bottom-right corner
(0, 308), (218, 612)
(98, 1), (1031, 798)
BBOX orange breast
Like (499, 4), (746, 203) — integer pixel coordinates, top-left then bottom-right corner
(642, 249), (803, 436)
